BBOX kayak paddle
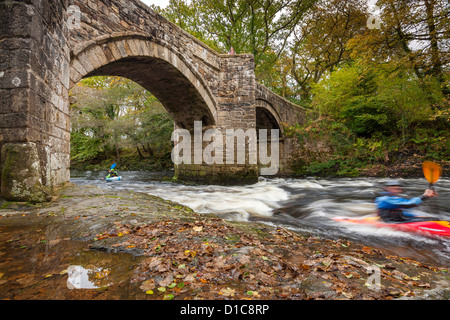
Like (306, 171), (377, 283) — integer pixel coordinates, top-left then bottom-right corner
(423, 161), (442, 189)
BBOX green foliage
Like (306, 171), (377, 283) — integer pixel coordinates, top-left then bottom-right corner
(311, 60), (445, 138)
(311, 63), (362, 116)
(131, 96), (174, 154)
(70, 130), (103, 162)
(158, 0), (316, 57)
(70, 76), (174, 169)
(283, 114), (358, 176)
(284, 79), (448, 177)
(410, 128), (450, 160)
(340, 96), (392, 136)
(290, 0), (368, 99)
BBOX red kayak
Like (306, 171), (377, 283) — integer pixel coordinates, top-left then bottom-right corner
(333, 216), (450, 238)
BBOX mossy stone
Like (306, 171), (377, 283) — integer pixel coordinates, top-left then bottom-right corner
(1, 142), (51, 203)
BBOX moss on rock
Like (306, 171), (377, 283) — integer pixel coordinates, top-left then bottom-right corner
(1, 142), (51, 203)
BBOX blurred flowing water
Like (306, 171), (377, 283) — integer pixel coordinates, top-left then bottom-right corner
(71, 171), (450, 266)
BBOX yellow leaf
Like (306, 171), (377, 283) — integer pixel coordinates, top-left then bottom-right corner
(193, 226), (203, 232)
(94, 269), (110, 279)
(220, 287), (236, 297)
(184, 250), (196, 257)
(145, 290), (154, 295)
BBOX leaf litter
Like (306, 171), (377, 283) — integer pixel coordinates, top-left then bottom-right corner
(92, 217), (449, 300)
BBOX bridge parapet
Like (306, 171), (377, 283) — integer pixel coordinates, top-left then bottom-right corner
(255, 83), (306, 128)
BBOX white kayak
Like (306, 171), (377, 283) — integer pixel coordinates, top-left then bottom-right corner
(105, 176), (122, 182)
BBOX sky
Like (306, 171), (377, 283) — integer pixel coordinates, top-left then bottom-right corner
(141, 0), (170, 8)
(141, 0), (379, 12)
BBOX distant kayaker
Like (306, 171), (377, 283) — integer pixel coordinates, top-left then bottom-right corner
(106, 167), (118, 179)
(375, 180), (438, 222)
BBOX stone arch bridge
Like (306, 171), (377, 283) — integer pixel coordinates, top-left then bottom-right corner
(0, 0), (305, 202)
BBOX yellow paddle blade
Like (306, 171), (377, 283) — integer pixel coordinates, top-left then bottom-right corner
(423, 161), (442, 184)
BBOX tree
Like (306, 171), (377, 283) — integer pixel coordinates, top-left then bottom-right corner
(311, 59), (443, 139)
(157, 0), (318, 88)
(290, 0), (368, 101)
(70, 76), (173, 163)
(128, 95), (174, 158)
(347, 0), (449, 95)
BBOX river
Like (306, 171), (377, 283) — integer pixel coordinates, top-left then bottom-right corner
(71, 170), (450, 267)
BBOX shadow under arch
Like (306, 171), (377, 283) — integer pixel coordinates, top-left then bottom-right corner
(255, 99), (283, 137)
(70, 36), (217, 130)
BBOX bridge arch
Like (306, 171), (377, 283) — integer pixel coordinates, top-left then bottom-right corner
(255, 98), (283, 136)
(69, 34), (217, 129)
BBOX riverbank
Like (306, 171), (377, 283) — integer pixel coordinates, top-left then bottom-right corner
(70, 147), (449, 180)
(289, 154), (449, 179)
(0, 183), (448, 300)
(70, 148), (172, 172)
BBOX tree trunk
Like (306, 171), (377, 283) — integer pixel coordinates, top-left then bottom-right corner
(137, 146), (144, 159)
(424, 0), (447, 94)
(147, 143), (154, 157)
(115, 143), (120, 160)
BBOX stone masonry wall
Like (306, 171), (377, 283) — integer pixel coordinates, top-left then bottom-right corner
(255, 83), (306, 125)
(255, 83), (307, 175)
(174, 54), (259, 184)
(0, 0), (70, 201)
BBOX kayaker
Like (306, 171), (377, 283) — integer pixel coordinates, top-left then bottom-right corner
(106, 167), (118, 179)
(375, 180), (438, 222)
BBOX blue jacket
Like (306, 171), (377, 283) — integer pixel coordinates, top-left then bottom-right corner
(375, 192), (429, 222)
(375, 193), (423, 210)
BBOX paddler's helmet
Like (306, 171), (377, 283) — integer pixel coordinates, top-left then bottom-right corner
(384, 180), (402, 187)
